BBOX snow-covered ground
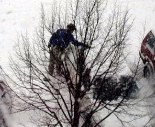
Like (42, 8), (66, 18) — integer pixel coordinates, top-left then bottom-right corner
(1, 0), (155, 126)
(0, 0), (53, 69)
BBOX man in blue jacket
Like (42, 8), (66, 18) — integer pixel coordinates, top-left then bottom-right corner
(48, 23), (90, 75)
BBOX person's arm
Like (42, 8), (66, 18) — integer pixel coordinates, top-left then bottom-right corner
(70, 34), (90, 48)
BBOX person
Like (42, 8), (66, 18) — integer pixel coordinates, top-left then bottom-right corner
(48, 23), (90, 76)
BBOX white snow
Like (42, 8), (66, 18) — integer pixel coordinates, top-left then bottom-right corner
(0, 0), (155, 126)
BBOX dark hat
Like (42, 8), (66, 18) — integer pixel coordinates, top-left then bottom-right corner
(67, 23), (76, 31)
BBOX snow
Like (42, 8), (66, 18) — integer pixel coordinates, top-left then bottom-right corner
(0, 0), (155, 126)
(151, 29), (155, 37)
(0, 0), (53, 69)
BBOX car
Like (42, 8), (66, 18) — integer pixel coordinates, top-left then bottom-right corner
(139, 30), (155, 78)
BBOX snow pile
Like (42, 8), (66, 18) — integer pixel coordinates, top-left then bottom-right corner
(137, 77), (155, 126)
(0, 100), (15, 127)
(138, 78), (154, 98)
(0, 80), (14, 127)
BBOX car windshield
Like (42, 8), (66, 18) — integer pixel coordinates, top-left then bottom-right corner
(148, 36), (155, 48)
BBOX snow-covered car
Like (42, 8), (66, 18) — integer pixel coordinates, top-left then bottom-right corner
(139, 30), (155, 78)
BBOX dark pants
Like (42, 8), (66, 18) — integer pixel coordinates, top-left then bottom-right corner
(48, 46), (66, 75)
(48, 46), (70, 75)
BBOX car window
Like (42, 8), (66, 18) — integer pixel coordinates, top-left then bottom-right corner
(148, 35), (155, 49)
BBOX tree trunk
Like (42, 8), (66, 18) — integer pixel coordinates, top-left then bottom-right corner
(72, 97), (80, 127)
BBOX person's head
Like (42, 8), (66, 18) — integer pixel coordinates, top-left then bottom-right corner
(67, 23), (76, 33)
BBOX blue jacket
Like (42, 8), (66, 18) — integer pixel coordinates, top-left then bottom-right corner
(50, 29), (87, 49)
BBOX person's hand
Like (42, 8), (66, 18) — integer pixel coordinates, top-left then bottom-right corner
(87, 45), (91, 49)
(84, 44), (91, 49)
(48, 43), (51, 49)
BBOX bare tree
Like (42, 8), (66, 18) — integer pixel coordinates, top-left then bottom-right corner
(6, 0), (147, 127)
